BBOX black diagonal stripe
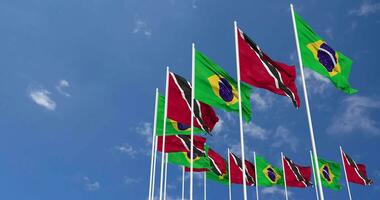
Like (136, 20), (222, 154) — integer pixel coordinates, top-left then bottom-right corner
(344, 152), (373, 185)
(171, 73), (211, 133)
(209, 154), (223, 176)
(176, 135), (205, 157)
(240, 31), (298, 108)
(231, 153), (255, 185)
(285, 157), (312, 187)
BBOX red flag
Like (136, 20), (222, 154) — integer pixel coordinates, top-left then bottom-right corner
(237, 27), (300, 108)
(157, 135), (206, 153)
(342, 150), (373, 186)
(185, 167), (208, 172)
(283, 156), (312, 188)
(167, 72), (219, 133)
(185, 147), (228, 176)
(229, 152), (255, 186)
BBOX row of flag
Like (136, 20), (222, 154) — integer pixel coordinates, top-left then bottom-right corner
(148, 4), (370, 200)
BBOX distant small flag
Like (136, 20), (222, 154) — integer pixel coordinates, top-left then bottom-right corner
(342, 150), (373, 186)
(283, 156), (312, 188)
(229, 152), (255, 186)
(157, 135), (206, 153)
(195, 49), (252, 121)
(294, 12), (357, 94)
(167, 72), (219, 133)
(256, 155), (284, 187)
(168, 145), (210, 170)
(318, 158), (342, 190)
(236, 27), (301, 108)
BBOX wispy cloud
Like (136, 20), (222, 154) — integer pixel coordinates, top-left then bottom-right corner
(271, 126), (299, 152)
(328, 96), (380, 135)
(303, 68), (330, 94)
(244, 122), (269, 140)
(324, 28), (333, 39)
(114, 143), (138, 158)
(136, 122), (153, 143)
(213, 119), (224, 134)
(133, 19), (152, 37)
(56, 79), (71, 97)
(349, 1), (380, 16)
(251, 92), (275, 111)
(29, 88), (56, 111)
(83, 176), (100, 191)
(124, 177), (141, 184)
(191, 0), (198, 9)
(261, 187), (292, 198)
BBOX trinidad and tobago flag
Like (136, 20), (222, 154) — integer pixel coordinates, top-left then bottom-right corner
(236, 27), (301, 108)
(342, 150), (373, 186)
(167, 72), (219, 133)
(229, 152), (255, 186)
(283, 156), (312, 188)
(157, 135), (206, 153)
(185, 147), (228, 175)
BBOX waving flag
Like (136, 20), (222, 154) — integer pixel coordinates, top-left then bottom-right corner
(342, 150), (373, 186)
(318, 158), (342, 190)
(206, 148), (230, 185)
(294, 13), (357, 94)
(195, 49), (252, 121)
(256, 155), (284, 186)
(283, 156), (312, 188)
(237, 27), (301, 108)
(156, 95), (202, 136)
(229, 152), (255, 186)
(168, 145), (210, 169)
(157, 135), (206, 153)
(167, 72), (219, 133)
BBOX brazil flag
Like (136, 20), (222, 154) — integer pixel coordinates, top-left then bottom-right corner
(295, 13), (357, 94)
(195, 50), (252, 122)
(318, 158), (342, 190)
(156, 95), (202, 136)
(256, 155), (284, 187)
(167, 145), (210, 169)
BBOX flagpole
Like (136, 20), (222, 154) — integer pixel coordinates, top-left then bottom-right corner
(310, 150), (319, 200)
(204, 172), (207, 200)
(234, 20), (248, 200)
(190, 42), (195, 200)
(182, 166), (185, 200)
(163, 154), (168, 200)
(228, 148), (232, 200)
(340, 146), (353, 200)
(151, 136), (158, 200)
(148, 89), (159, 200)
(281, 152), (289, 200)
(254, 151), (259, 200)
(159, 67), (170, 200)
(290, 4), (324, 200)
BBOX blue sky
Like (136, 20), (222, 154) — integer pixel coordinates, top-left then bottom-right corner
(0, 0), (379, 199)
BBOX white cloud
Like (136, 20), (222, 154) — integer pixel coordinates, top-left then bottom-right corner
(213, 119), (224, 134)
(349, 1), (380, 16)
(29, 88), (56, 111)
(124, 177), (141, 184)
(83, 176), (100, 191)
(303, 68), (330, 94)
(271, 126), (298, 152)
(191, 0), (197, 8)
(115, 144), (138, 158)
(56, 79), (71, 97)
(133, 19), (152, 37)
(324, 28), (333, 39)
(261, 187), (292, 198)
(244, 122), (269, 140)
(136, 122), (153, 143)
(328, 96), (380, 135)
(251, 92), (275, 111)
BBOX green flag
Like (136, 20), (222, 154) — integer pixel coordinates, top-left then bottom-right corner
(256, 155), (284, 187)
(206, 170), (230, 185)
(167, 145), (210, 169)
(295, 13), (358, 94)
(318, 158), (342, 190)
(156, 95), (202, 136)
(195, 50), (252, 122)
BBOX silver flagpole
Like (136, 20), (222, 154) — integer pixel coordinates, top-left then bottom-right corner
(159, 67), (170, 200)
(281, 153), (289, 200)
(163, 154), (168, 200)
(234, 20), (248, 200)
(182, 166), (185, 200)
(228, 149), (232, 200)
(151, 136), (158, 200)
(190, 43), (195, 200)
(310, 150), (320, 200)
(290, 4), (324, 200)
(254, 152), (259, 200)
(148, 89), (159, 200)
(340, 146), (353, 200)
(204, 172), (207, 200)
